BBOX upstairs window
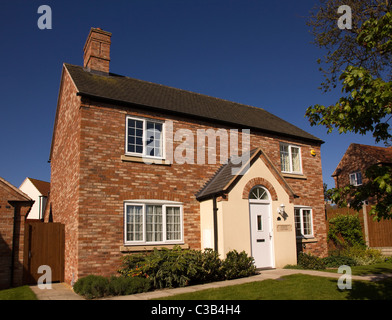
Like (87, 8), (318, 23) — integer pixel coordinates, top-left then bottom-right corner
(349, 172), (362, 186)
(126, 116), (164, 158)
(280, 143), (302, 174)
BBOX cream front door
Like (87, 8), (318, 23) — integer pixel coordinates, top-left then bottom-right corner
(249, 203), (273, 268)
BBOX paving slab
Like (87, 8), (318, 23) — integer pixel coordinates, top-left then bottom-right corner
(30, 282), (84, 300)
(29, 269), (392, 300)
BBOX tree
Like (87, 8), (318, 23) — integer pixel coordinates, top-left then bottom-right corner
(307, 0), (391, 91)
(306, 5), (392, 220)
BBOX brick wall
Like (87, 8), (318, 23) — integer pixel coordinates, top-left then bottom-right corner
(49, 69), (327, 283)
(333, 144), (374, 189)
(0, 182), (32, 289)
(47, 67), (81, 284)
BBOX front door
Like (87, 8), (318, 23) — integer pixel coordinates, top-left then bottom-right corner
(249, 203), (273, 268)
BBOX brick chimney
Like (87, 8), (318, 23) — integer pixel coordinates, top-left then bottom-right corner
(83, 28), (112, 73)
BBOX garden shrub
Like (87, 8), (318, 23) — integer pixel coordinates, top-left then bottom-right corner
(222, 250), (256, 279)
(118, 246), (256, 289)
(73, 275), (109, 299)
(297, 252), (326, 270)
(322, 255), (357, 268)
(108, 276), (151, 296)
(341, 245), (384, 266)
(328, 214), (366, 249)
(73, 274), (152, 299)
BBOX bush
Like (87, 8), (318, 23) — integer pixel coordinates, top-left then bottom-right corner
(341, 245), (384, 266)
(322, 255), (358, 268)
(73, 275), (109, 299)
(108, 276), (151, 296)
(73, 274), (151, 299)
(222, 250), (256, 280)
(297, 252), (326, 270)
(328, 214), (366, 249)
(118, 246), (256, 289)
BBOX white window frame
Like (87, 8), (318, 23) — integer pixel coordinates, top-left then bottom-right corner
(280, 143), (302, 174)
(294, 206), (314, 238)
(349, 172), (362, 186)
(124, 200), (184, 246)
(125, 115), (165, 159)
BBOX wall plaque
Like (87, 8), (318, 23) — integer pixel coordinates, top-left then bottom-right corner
(277, 224), (292, 232)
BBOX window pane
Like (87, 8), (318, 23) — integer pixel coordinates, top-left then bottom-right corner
(257, 215), (263, 231)
(280, 145), (290, 172)
(356, 172), (362, 185)
(146, 122), (163, 157)
(294, 208), (302, 237)
(166, 207), (181, 240)
(127, 119), (143, 154)
(302, 210), (312, 236)
(291, 147), (301, 172)
(249, 187), (269, 200)
(126, 205), (143, 241)
(146, 205), (163, 242)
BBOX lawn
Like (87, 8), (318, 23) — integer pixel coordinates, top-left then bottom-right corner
(158, 274), (392, 300)
(0, 286), (37, 300)
(327, 262), (392, 276)
(157, 266), (392, 300)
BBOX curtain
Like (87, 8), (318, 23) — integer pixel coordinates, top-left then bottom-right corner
(127, 205), (143, 241)
(166, 207), (181, 240)
(291, 147), (300, 172)
(146, 205), (163, 242)
(280, 144), (290, 172)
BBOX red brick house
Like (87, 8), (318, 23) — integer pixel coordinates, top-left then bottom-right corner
(332, 143), (392, 254)
(47, 28), (327, 285)
(0, 177), (33, 289)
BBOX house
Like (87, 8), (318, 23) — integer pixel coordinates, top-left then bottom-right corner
(19, 178), (50, 220)
(46, 27), (327, 285)
(0, 177), (33, 289)
(332, 143), (392, 254)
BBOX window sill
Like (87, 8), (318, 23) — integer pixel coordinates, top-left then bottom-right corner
(296, 237), (317, 243)
(121, 155), (171, 166)
(120, 243), (189, 253)
(282, 173), (307, 180)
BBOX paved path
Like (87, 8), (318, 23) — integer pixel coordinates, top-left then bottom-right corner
(30, 268), (392, 300)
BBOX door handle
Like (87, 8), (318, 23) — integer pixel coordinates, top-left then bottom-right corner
(257, 239), (265, 242)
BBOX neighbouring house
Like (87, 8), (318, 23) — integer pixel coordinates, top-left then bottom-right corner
(332, 143), (392, 255)
(19, 178), (50, 220)
(46, 27), (327, 285)
(0, 177), (33, 289)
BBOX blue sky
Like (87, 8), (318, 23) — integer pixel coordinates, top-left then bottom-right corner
(0, 0), (382, 189)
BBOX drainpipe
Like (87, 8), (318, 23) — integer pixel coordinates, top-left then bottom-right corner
(213, 196), (218, 252)
(10, 204), (17, 288)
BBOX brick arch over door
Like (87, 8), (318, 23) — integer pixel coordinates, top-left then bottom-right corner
(242, 178), (278, 200)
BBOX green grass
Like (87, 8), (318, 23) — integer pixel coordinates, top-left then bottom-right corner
(0, 286), (38, 300)
(156, 274), (392, 300)
(335, 262), (392, 276)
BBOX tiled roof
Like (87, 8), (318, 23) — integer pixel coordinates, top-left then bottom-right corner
(64, 63), (323, 143)
(356, 144), (392, 164)
(196, 148), (297, 201)
(0, 176), (32, 202)
(28, 178), (50, 196)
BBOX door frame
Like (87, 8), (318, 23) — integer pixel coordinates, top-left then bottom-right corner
(248, 186), (275, 269)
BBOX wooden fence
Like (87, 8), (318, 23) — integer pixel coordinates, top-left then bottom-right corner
(326, 205), (392, 248)
(23, 221), (65, 285)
